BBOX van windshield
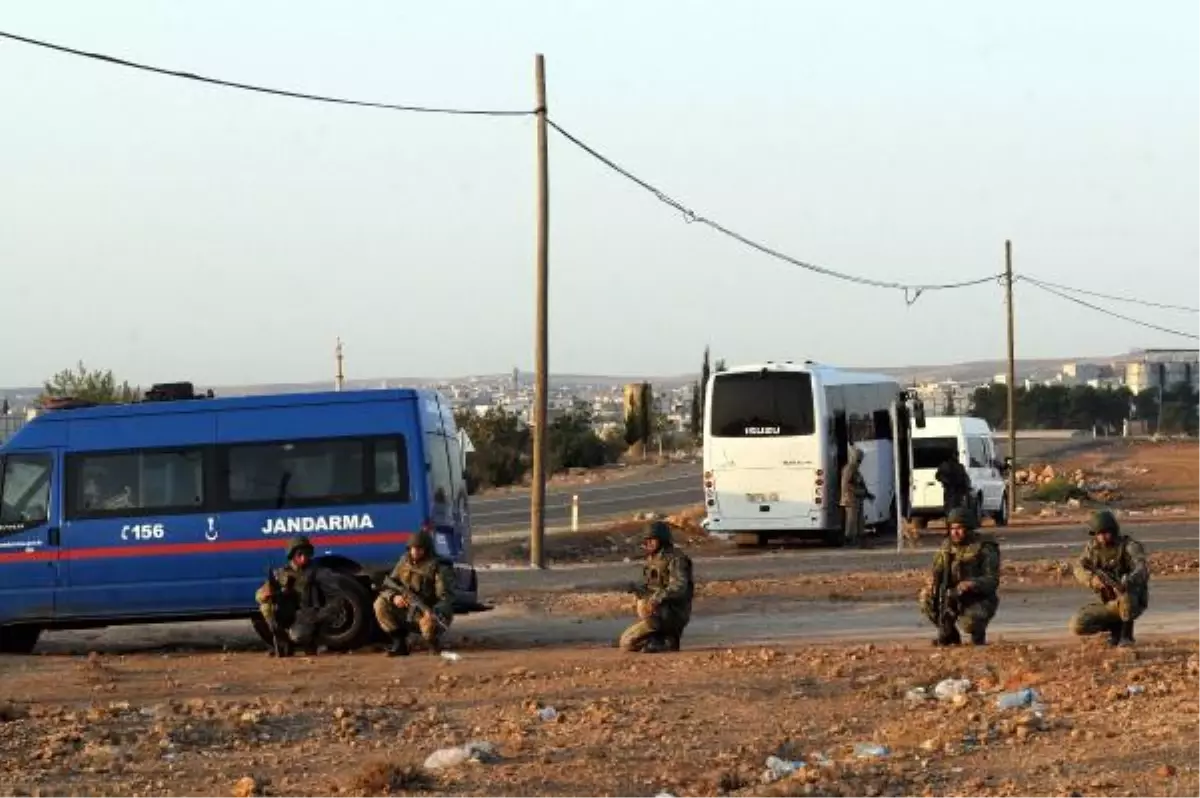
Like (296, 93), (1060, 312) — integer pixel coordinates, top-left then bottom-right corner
(912, 437), (958, 469)
(710, 371), (815, 438)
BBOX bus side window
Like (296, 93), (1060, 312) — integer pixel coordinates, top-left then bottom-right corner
(0, 454), (52, 527)
(426, 433), (453, 508)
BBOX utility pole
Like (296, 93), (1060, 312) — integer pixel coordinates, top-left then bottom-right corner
(1004, 240), (1017, 515)
(335, 337), (345, 392)
(530, 53), (550, 570)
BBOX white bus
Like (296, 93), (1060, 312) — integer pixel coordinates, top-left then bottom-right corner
(702, 361), (924, 547)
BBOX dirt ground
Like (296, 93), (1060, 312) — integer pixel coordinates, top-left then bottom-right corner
(0, 634), (1194, 797)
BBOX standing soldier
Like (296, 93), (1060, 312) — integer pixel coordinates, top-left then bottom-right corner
(1069, 510), (1149, 647)
(618, 521), (694, 653)
(839, 446), (874, 546)
(935, 453), (972, 518)
(255, 536), (328, 657)
(918, 507), (1001, 645)
(374, 530), (456, 656)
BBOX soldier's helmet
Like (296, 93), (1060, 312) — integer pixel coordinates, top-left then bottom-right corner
(286, 536), (314, 560)
(1086, 509), (1120, 536)
(409, 528), (435, 553)
(945, 507), (978, 530)
(643, 520), (674, 547)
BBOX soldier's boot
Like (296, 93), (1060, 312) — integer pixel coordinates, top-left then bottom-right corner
(642, 636), (671, 654)
(1116, 620), (1136, 647)
(427, 637), (443, 655)
(665, 634), (681, 652)
(969, 628), (987, 646)
(271, 632), (294, 658)
(933, 623), (962, 647)
(1107, 622), (1123, 647)
(385, 632), (410, 657)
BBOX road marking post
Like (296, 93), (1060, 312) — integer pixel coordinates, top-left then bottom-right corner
(571, 494), (579, 532)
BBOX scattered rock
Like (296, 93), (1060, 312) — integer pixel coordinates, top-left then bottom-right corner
(231, 776), (261, 797)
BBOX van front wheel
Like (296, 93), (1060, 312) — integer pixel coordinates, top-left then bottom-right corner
(991, 495), (1010, 527)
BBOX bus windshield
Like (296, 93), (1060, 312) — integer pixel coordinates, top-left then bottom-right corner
(710, 371), (815, 438)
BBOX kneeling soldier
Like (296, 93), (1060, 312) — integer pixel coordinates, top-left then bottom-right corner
(618, 521), (694, 653)
(1069, 510), (1149, 647)
(918, 507), (1000, 646)
(255, 536), (328, 657)
(374, 529), (456, 656)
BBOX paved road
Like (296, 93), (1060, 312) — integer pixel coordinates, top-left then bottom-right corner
(469, 437), (1117, 536)
(478, 520), (1199, 595)
(470, 464), (701, 534)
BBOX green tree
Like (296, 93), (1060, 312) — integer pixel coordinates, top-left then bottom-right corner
(453, 408), (530, 492)
(688, 381), (702, 439)
(548, 405), (610, 472)
(41, 361), (138, 405)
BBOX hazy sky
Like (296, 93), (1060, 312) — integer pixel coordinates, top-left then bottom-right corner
(2, 1), (1197, 386)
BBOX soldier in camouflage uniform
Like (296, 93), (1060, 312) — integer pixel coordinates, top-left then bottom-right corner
(373, 529), (456, 656)
(618, 521), (695, 653)
(255, 536), (328, 657)
(918, 507), (1001, 645)
(1069, 510), (1149, 647)
(839, 447), (874, 546)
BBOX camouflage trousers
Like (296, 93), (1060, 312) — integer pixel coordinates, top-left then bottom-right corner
(373, 594), (451, 645)
(619, 604), (690, 652)
(1069, 590), (1147, 636)
(918, 589), (998, 636)
(842, 501), (864, 545)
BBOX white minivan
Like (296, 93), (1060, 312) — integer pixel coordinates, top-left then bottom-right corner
(909, 416), (1009, 527)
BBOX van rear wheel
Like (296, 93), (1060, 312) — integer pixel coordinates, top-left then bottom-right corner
(991, 494), (1010, 527)
(250, 573), (375, 653)
(0, 624), (42, 654)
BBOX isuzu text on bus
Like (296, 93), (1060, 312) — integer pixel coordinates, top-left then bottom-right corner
(0, 384), (477, 653)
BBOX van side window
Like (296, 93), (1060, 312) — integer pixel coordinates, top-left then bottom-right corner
(426, 433), (453, 508)
(0, 454), (52, 527)
(225, 439), (364, 508)
(372, 438), (411, 500)
(966, 437), (988, 468)
(67, 449), (203, 518)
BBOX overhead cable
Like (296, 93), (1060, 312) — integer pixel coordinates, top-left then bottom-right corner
(0, 29), (532, 117)
(546, 118), (1002, 298)
(1022, 278), (1199, 340)
(1024, 274), (1198, 314)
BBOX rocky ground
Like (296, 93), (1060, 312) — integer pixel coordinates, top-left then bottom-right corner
(0, 635), (1194, 797)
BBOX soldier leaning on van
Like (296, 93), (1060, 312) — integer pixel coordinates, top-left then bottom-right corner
(935, 455), (972, 517)
(839, 447), (874, 546)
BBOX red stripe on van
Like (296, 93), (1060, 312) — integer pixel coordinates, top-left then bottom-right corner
(0, 531), (413, 564)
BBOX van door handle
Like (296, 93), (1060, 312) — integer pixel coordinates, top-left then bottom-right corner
(48, 527), (60, 546)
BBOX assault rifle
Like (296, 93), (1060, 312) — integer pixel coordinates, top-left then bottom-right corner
(1082, 563), (1125, 599)
(381, 575), (450, 633)
(625, 581), (650, 599)
(264, 567), (288, 657)
(931, 555), (960, 631)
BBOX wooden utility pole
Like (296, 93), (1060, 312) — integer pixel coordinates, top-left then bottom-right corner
(335, 337), (345, 392)
(530, 54), (550, 569)
(1004, 240), (1017, 515)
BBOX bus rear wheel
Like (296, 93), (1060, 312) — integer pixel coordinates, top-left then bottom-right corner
(0, 624), (42, 654)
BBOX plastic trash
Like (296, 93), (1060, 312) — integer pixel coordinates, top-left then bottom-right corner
(905, 687), (932, 703)
(934, 678), (972, 700)
(440, 651), (462, 662)
(1126, 685), (1145, 696)
(996, 688), (1041, 710)
(423, 740), (499, 771)
(762, 756), (805, 783)
(538, 706), (559, 722)
(853, 743), (890, 759)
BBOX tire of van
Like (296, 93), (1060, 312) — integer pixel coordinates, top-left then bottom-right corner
(0, 624), (42, 654)
(249, 573), (375, 653)
(991, 494), (1010, 527)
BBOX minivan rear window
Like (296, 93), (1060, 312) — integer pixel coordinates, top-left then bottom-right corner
(709, 372), (815, 437)
(912, 437), (958, 470)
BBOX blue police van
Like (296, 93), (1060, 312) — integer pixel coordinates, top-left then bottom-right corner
(0, 384), (478, 654)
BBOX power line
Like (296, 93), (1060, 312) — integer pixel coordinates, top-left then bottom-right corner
(0, 29), (532, 117)
(1022, 278), (1199, 340)
(1024, 274), (1198, 314)
(546, 118), (1002, 299)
